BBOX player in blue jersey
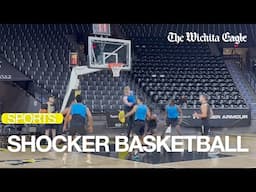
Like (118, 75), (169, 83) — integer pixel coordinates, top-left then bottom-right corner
(66, 95), (93, 136)
(165, 99), (183, 135)
(125, 96), (150, 140)
(125, 96), (150, 161)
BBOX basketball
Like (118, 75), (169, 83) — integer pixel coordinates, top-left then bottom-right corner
(118, 110), (126, 124)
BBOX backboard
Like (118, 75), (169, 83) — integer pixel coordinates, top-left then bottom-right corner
(88, 36), (131, 70)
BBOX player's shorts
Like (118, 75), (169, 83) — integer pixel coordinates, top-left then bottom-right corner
(44, 124), (58, 130)
(147, 120), (157, 134)
(69, 115), (86, 136)
(166, 118), (179, 127)
(133, 120), (145, 136)
(201, 119), (210, 135)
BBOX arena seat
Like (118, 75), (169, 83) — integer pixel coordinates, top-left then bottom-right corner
(0, 24), (92, 106)
(130, 37), (247, 109)
(0, 24), (251, 113)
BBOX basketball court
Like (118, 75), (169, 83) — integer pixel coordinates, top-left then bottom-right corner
(0, 133), (256, 168)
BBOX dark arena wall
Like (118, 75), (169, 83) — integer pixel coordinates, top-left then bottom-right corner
(107, 108), (251, 129)
(0, 81), (40, 113)
(182, 109), (250, 128)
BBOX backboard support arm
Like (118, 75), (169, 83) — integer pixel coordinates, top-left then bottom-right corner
(61, 66), (102, 112)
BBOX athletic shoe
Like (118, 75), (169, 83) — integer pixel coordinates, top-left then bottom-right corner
(208, 149), (220, 157)
(132, 154), (139, 161)
(132, 150), (140, 161)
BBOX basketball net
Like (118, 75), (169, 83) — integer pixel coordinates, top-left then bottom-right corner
(108, 63), (124, 77)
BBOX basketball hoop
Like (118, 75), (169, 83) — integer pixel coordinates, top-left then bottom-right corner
(108, 63), (124, 77)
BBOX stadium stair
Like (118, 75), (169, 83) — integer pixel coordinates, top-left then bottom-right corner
(226, 62), (256, 119)
(208, 43), (221, 56)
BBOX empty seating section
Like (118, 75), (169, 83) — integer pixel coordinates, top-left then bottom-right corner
(131, 38), (247, 109)
(0, 24), (250, 113)
(0, 24), (130, 113)
(0, 24), (91, 99)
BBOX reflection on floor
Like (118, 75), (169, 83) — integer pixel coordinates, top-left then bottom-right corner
(94, 150), (232, 164)
(0, 157), (54, 166)
(133, 151), (232, 164)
